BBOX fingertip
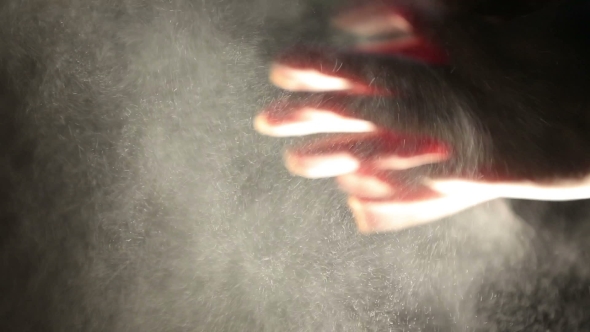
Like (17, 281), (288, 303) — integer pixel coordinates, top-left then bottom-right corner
(270, 48), (390, 95)
(270, 63), (354, 92)
(331, 3), (413, 37)
(347, 193), (467, 234)
(284, 150), (360, 179)
(253, 113), (273, 136)
(348, 196), (375, 235)
(337, 172), (396, 199)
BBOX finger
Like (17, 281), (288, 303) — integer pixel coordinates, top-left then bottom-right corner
(330, 1), (448, 65)
(354, 37), (448, 65)
(271, 45), (442, 96)
(331, 0), (451, 38)
(336, 171), (399, 199)
(254, 98), (377, 137)
(331, 1), (414, 38)
(284, 132), (449, 178)
(331, 1), (499, 73)
(269, 63), (366, 94)
(336, 169), (429, 199)
(348, 192), (495, 234)
(270, 48), (388, 95)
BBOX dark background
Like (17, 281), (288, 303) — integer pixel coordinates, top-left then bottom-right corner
(0, 0), (588, 330)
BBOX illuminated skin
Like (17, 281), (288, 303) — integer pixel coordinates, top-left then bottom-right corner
(255, 0), (590, 233)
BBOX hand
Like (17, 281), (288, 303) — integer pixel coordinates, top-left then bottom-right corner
(255, 0), (590, 233)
